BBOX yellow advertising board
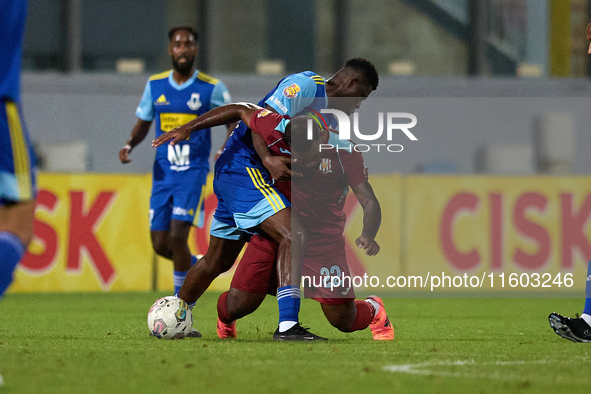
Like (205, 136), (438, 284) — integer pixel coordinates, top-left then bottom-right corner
(403, 176), (591, 292)
(10, 173), (589, 295)
(11, 173), (153, 293)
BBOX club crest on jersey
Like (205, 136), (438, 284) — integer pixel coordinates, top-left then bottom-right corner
(257, 109), (272, 118)
(283, 83), (301, 99)
(319, 158), (332, 174)
(187, 93), (202, 111)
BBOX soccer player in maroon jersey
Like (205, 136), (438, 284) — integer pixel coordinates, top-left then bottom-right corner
(214, 105), (392, 340)
(154, 102), (393, 340)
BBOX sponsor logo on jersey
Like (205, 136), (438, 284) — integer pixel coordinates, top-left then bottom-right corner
(160, 113), (197, 133)
(156, 94), (169, 105)
(172, 207), (194, 217)
(257, 109), (272, 118)
(187, 93), (202, 111)
(319, 158), (332, 174)
(279, 147), (291, 155)
(168, 144), (191, 171)
(283, 83), (301, 99)
(270, 97), (288, 114)
(587, 274), (591, 282)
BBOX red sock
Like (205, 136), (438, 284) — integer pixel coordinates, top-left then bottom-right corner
(350, 300), (374, 331)
(217, 291), (233, 324)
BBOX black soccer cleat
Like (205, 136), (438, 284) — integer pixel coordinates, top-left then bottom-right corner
(185, 328), (202, 338)
(548, 312), (591, 343)
(273, 323), (327, 341)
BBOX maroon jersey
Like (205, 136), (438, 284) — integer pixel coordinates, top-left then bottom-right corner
(249, 108), (366, 238)
(292, 143), (365, 239)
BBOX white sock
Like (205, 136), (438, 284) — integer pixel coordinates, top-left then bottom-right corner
(279, 321), (297, 332)
(365, 298), (380, 318)
(581, 313), (591, 327)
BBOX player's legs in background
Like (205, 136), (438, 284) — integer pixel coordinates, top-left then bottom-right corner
(151, 230), (173, 259)
(151, 220), (198, 294)
(0, 200), (35, 296)
(178, 235), (245, 305)
(583, 260), (591, 324)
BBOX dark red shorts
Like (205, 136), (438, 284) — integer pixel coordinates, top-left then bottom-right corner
(230, 234), (355, 306)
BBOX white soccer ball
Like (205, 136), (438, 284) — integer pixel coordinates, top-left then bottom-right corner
(147, 296), (193, 339)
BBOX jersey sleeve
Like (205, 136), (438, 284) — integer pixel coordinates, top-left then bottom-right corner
(135, 80), (154, 121)
(264, 74), (317, 117)
(341, 149), (366, 189)
(249, 109), (287, 146)
(210, 80), (232, 109)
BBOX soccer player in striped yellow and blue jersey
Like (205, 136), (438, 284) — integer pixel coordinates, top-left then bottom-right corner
(0, 0), (38, 298)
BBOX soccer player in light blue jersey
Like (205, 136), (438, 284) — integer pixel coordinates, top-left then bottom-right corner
(0, 0), (37, 299)
(119, 28), (234, 335)
(155, 59), (379, 340)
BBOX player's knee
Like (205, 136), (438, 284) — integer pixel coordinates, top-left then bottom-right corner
(151, 238), (172, 258)
(329, 317), (354, 332)
(278, 227), (307, 249)
(323, 305), (355, 332)
(226, 292), (262, 320)
(169, 233), (189, 251)
(292, 227), (307, 248)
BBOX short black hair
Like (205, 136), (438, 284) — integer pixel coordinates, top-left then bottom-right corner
(168, 26), (198, 42)
(345, 57), (379, 90)
(283, 115), (324, 154)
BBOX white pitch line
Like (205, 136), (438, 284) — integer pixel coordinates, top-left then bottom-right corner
(383, 359), (552, 379)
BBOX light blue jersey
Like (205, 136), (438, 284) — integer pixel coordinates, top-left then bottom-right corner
(136, 69), (231, 180)
(136, 69), (231, 230)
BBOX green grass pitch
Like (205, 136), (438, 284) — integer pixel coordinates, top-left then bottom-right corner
(0, 292), (589, 394)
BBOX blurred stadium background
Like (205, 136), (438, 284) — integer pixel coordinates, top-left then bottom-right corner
(11, 0), (591, 294)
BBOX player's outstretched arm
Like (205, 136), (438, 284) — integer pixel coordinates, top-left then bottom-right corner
(119, 119), (152, 164)
(151, 103), (262, 147)
(252, 133), (302, 181)
(351, 180), (382, 256)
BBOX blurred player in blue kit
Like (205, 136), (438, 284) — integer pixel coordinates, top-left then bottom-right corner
(119, 27), (234, 325)
(0, 0), (37, 298)
(547, 23), (591, 343)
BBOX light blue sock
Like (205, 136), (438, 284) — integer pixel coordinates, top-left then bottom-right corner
(583, 261), (591, 316)
(173, 270), (188, 295)
(277, 286), (301, 331)
(173, 256), (199, 295)
(0, 232), (25, 297)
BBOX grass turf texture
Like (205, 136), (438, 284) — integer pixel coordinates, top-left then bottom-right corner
(0, 293), (589, 394)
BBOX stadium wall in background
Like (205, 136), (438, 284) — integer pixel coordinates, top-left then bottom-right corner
(21, 74), (591, 176)
(9, 173), (590, 294)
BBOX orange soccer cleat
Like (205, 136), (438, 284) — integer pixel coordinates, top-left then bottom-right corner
(216, 318), (237, 339)
(367, 296), (394, 341)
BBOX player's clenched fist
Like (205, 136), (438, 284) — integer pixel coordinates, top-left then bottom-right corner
(119, 145), (132, 163)
(355, 235), (380, 256)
